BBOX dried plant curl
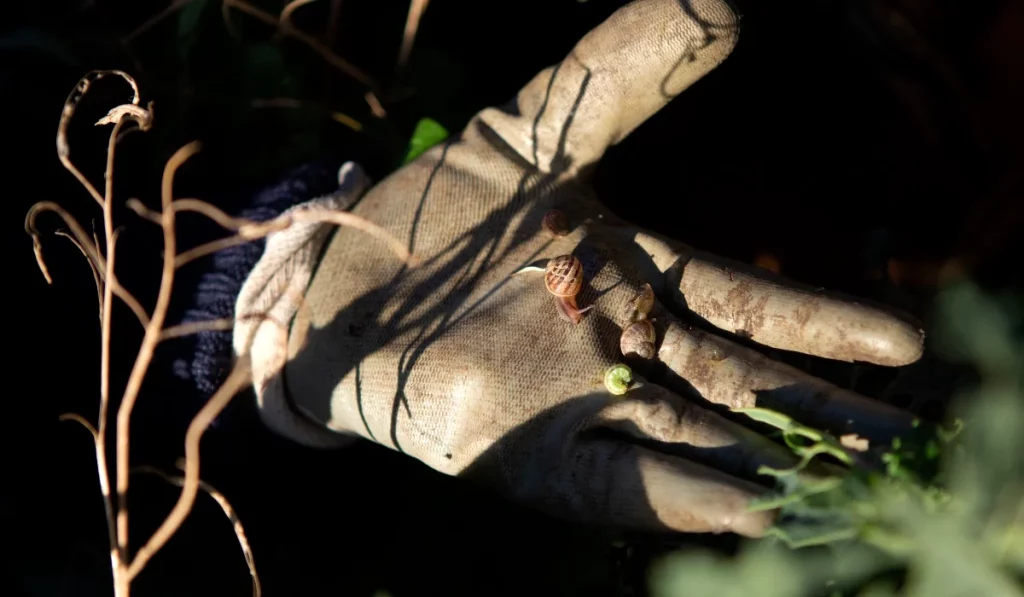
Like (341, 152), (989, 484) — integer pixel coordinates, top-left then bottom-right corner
(30, 69), (413, 597)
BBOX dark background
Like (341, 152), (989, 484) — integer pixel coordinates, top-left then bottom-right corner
(3, 0), (1023, 595)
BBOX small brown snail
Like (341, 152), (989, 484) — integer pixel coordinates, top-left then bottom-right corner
(544, 254), (593, 324)
(620, 319), (656, 359)
(542, 209), (570, 238)
(627, 283), (655, 321)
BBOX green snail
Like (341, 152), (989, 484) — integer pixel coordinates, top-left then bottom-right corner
(604, 364), (634, 396)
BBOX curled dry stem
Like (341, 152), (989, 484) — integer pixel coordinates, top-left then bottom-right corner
(59, 412), (100, 439)
(26, 202), (151, 328)
(279, 0), (318, 29)
(42, 63), (411, 595)
(54, 230), (104, 319)
(56, 70), (146, 210)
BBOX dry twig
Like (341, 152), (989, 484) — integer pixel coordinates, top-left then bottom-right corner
(134, 464), (262, 597)
(396, 0), (430, 75)
(32, 67), (414, 596)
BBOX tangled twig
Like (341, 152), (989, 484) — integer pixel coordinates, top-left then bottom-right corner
(31, 68), (413, 596)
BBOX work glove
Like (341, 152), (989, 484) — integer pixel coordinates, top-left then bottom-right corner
(230, 0), (925, 538)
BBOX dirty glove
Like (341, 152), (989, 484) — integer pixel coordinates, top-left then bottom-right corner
(233, 0), (925, 538)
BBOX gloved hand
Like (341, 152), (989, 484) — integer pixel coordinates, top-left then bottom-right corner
(232, 0), (924, 538)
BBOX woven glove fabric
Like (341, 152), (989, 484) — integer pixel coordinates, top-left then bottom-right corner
(234, 0), (925, 537)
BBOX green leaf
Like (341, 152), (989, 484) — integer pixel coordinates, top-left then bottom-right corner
(402, 117), (449, 164)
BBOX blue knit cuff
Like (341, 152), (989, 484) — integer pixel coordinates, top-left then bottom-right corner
(163, 158), (346, 423)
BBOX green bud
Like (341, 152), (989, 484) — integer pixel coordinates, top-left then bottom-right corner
(604, 364), (634, 396)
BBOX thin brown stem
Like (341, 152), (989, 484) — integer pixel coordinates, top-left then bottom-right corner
(365, 90), (387, 119)
(54, 230), (103, 314)
(223, 0), (377, 90)
(58, 412), (100, 438)
(126, 356), (253, 581)
(128, 196), (414, 268)
(160, 319), (234, 340)
(176, 235), (256, 269)
(26, 202), (104, 285)
(115, 142), (198, 586)
(396, 0), (429, 76)
(133, 463), (261, 596)
(172, 198), (415, 266)
(110, 279), (153, 329)
(279, 0), (318, 27)
(105, 118), (128, 568)
(29, 207), (151, 326)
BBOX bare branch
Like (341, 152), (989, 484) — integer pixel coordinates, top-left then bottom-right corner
(221, 0), (243, 42)
(160, 318), (234, 341)
(126, 356), (253, 581)
(396, 0), (430, 75)
(134, 464), (261, 597)
(115, 140), (200, 573)
(26, 202), (152, 329)
(129, 195), (415, 268)
(280, 0), (318, 27)
(58, 412), (99, 438)
(365, 91), (387, 119)
(223, 0), (377, 90)
(25, 201), (104, 285)
(175, 235), (256, 269)
(54, 230), (104, 320)
(175, 198), (416, 266)
(102, 216), (123, 565)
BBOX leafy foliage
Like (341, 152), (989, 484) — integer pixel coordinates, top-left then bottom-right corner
(650, 281), (1024, 597)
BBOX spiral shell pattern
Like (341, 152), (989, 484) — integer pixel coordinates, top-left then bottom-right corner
(620, 319), (656, 359)
(544, 255), (583, 298)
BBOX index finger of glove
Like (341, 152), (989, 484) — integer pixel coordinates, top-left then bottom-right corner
(633, 230), (925, 367)
(477, 0), (739, 175)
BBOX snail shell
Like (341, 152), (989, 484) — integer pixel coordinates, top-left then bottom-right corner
(629, 283), (655, 321)
(604, 364), (634, 396)
(545, 255), (583, 298)
(620, 319), (656, 359)
(543, 209), (570, 237)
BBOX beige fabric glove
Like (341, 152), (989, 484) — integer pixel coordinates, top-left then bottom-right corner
(234, 0), (925, 538)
